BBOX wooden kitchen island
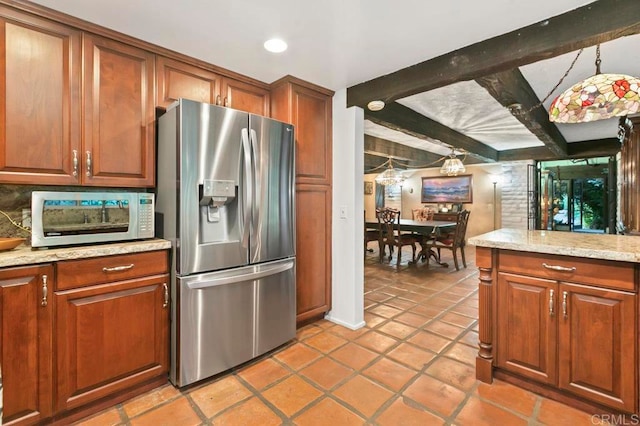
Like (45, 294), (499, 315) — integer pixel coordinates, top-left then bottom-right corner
(468, 229), (640, 414)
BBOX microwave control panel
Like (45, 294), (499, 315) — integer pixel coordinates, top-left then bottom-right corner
(138, 194), (155, 238)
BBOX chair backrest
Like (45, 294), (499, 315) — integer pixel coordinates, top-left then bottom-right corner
(376, 207), (400, 239)
(452, 210), (471, 246)
(412, 207), (434, 221)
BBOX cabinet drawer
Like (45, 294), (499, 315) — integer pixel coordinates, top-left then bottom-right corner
(499, 251), (635, 292)
(56, 250), (168, 290)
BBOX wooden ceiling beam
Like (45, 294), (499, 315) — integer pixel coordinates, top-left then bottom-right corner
(498, 138), (620, 161)
(366, 103), (499, 162)
(476, 69), (568, 157)
(364, 135), (445, 166)
(347, 0), (640, 107)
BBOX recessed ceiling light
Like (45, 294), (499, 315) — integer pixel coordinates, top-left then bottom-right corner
(264, 38), (287, 53)
(367, 100), (385, 111)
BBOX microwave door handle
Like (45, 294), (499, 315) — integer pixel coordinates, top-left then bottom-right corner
(241, 128), (252, 248)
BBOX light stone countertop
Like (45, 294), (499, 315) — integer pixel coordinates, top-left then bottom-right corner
(468, 228), (640, 263)
(0, 238), (172, 268)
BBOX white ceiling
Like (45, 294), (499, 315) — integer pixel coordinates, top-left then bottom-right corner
(30, 0), (595, 91)
(28, 0), (636, 153)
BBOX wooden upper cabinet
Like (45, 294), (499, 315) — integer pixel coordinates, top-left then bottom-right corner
(156, 56), (221, 109)
(221, 77), (270, 116)
(83, 34), (155, 187)
(0, 8), (81, 185)
(271, 76), (333, 185)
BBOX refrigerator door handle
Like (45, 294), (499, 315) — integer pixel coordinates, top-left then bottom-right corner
(186, 260), (294, 289)
(249, 128), (260, 238)
(241, 128), (252, 248)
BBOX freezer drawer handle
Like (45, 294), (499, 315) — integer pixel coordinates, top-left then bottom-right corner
(187, 261), (294, 289)
(102, 263), (135, 273)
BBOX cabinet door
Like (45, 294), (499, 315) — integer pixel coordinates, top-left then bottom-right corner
(0, 264), (53, 424)
(221, 77), (270, 115)
(620, 117), (640, 231)
(295, 184), (331, 324)
(270, 79), (333, 185)
(497, 272), (557, 385)
(83, 34), (155, 187)
(291, 84), (332, 184)
(0, 8), (81, 185)
(156, 56), (221, 109)
(55, 274), (169, 412)
(558, 283), (636, 412)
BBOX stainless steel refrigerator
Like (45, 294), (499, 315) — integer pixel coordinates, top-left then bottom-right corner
(156, 99), (295, 387)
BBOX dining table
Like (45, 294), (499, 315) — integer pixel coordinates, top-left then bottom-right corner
(365, 218), (457, 266)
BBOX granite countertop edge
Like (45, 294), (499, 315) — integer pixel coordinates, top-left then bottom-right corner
(468, 229), (640, 263)
(0, 238), (172, 268)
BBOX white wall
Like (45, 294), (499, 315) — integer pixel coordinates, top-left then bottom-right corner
(500, 161), (532, 230)
(326, 89), (365, 330)
(332, 98), (532, 329)
(365, 164), (503, 238)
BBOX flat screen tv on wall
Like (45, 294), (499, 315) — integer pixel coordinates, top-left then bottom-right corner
(421, 175), (473, 204)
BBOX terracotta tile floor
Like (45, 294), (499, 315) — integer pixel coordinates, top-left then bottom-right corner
(75, 245), (599, 425)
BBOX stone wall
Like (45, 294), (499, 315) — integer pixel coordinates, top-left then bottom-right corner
(499, 161), (533, 230)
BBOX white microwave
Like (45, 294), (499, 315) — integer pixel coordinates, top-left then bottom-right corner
(31, 191), (155, 248)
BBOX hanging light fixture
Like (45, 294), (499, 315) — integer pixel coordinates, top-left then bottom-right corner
(375, 158), (405, 186)
(549, 44), (640, 123)
(440, 149), (466, 176)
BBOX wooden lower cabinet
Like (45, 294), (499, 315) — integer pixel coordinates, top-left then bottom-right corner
(0, 250), (169, 425)
(54, 274), (169, 412)
(295, 184), (331, 324)
(558, 283), (636, 412)
(0, 264), (53, 425)
(494, 259), (637, 413)
(497, 272), (557, 385)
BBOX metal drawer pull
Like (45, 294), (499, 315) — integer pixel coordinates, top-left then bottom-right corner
(549, 289), (554, 316)
(41, 274), (48, 307)
(542, 263), (576, 272)
(562, 291), (568, 319)
(163, 283), (169, 308)
(102, 263), (134, 272)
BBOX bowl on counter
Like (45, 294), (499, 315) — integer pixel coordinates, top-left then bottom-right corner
(0, 237), (26, 251)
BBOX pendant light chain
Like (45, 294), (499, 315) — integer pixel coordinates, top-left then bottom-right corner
(511, 48), (584, 115)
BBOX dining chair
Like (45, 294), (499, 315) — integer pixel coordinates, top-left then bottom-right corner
(364, 210), (380, 256)
(412, 207), (434, 221)
(377, 207), (422, 268)
(423, 210), (471, 270)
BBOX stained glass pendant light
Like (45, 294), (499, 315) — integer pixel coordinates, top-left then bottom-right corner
(440, 150), (466, 176)
(375, 158), (405, 186)
(549, 45), (640, 123)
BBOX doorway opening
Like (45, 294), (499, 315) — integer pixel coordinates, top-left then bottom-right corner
(538, 157), (616, 234)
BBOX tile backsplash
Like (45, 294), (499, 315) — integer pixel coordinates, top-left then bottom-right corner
(0, 184), (36, 239)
